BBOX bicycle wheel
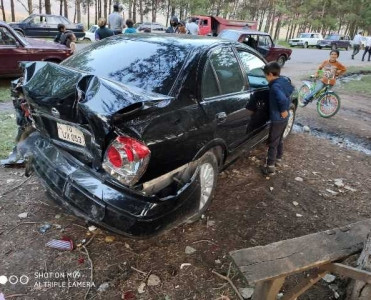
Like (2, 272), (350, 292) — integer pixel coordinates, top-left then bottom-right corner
(316, 92), (341, 118)
(298, 84), (311, 107)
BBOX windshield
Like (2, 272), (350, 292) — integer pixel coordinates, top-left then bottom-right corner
(299, 33), (311, 38)
(62, 37), (189, 95)
(218, 30), (241, 41)
(325, 35), (340, 40)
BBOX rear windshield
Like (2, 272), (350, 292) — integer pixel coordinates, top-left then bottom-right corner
(218, 30), (241, 41)
(62, 37), (189, 95)
(325, 35), (340, 40)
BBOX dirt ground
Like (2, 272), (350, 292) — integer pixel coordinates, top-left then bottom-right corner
(1, 52), (371, 300)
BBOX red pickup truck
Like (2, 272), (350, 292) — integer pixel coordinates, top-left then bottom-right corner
(192, 15), (257, 36)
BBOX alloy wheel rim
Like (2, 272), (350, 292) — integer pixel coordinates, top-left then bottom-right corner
(199, 162), (215, 210)
(283, 109), (294, 138)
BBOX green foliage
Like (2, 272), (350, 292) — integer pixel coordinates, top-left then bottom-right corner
(0, 113), (17, 159)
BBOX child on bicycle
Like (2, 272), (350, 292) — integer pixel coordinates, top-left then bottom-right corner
(302, 50), (346, 106)
(261, 62), (294, 175)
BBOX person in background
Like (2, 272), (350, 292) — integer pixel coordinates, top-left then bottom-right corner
(166, 16), (179, 33)
(186, 17), (199, 35)
(124, 19), (136, 34)
(302, 50), (346, 106)
(362, 36), (371, 62)
(177, 21), (187, 34)
(261, 62), (294, 175)
(54, 24), (76, 53)
(108, 3), (124, 35)
(95, 18), (114, 40)
(351, 31), (363, 59)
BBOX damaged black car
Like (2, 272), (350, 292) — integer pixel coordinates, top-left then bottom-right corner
(17, 35), (298, 237)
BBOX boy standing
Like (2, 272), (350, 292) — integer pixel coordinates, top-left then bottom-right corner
(261, 62), (294, 175)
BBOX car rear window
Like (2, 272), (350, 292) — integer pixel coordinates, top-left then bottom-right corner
(62, 38), (189, 95)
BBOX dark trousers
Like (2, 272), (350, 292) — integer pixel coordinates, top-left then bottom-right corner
(352, 44), (360, 57)
(267, 120), (288, 166)
(362, 46), (371, 61)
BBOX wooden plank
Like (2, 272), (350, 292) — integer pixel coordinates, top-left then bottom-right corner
(322, 263), (371, 284)
(252, 276), (285, 300)
(230, 219), (371, 284)
(281, 268), (329, 300)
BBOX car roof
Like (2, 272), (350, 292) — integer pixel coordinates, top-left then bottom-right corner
(299, 32), (321, 34)
(28, 13), (66, 18)
(220, 29), (270, 36)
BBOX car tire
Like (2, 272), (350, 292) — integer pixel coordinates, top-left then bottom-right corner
(304, 42), (308, 48)
(331, 44), (337, 50)
(316, 46), (322, 49)
(277, 55), (286, 67)
(188, 151), (218, 221)
(83, 37), (91, 41)
(283, 103), (296, 139)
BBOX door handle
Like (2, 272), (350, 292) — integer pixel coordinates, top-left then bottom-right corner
(216, 112), (227, 123)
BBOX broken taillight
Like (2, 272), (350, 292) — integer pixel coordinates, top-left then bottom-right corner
(103, 136), (151, 186)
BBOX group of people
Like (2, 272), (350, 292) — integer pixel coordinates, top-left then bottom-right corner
(352, 31), (371, 61)
(165, 16), (199, 35)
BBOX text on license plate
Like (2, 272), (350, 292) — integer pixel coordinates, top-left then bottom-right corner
(57, 123), (86, 146)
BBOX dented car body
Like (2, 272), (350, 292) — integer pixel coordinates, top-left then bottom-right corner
(20, 35), (297, 237)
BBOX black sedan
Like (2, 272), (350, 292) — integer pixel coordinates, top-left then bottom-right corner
(9, 13), (85, 39)
(19, 35), (298, 237)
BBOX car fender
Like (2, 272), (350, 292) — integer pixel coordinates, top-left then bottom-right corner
(192, 139), (227, 168)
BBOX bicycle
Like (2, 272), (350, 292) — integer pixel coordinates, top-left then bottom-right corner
(298, 75), (341, 118)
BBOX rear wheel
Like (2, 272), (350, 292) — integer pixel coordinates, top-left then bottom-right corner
(317, 92), (341, 118)
(188, 151), (218, 221)
(298, 84), (311, 107)
(304, 42), (308, 48)
(277, 55), (286, 67)
(283, 103), (296, 139)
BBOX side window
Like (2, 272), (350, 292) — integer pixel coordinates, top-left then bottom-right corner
(0, 27), (17, 45)
(46, 16), (61, 25)
(237, 51), (268, 88)
(209, 47), (245, 95)
(202, 61), (219, 98)
(258, 35), (273, 48)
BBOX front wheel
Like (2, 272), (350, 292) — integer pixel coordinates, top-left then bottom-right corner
(283, 103), (296, 139)
(277, 55), (286, 67)
(317, 92), (341, 118)
(298, 84), (311, 107)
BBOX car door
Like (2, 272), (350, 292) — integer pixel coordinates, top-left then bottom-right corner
(199, 46), (255, 150)
(256, 35), (273, 59)
(236, 49), (270, 143)
(46, 16), (62, 37)
(0, 26), (29, 76)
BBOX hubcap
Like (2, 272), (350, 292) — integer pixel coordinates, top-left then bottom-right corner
(199, 162), (215, 210)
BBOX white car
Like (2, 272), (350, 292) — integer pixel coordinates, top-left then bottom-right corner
(289, 32), (323, 48)
(83, 25), (98, 41)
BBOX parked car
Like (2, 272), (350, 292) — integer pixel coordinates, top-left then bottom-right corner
(218, 29), (292, 67)
(19, 35), (298, 237)
(288, 32), (323, 48)
(316, 34), (351, 50)
(0, 21), (72, 77)
(84, 25), (98, 41)
(136, 22), (167, 33)
(8, 14), (85, 39)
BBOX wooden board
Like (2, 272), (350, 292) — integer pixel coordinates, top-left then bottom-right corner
(230, 219), (371, 284)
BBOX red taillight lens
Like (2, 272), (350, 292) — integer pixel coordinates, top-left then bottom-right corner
(103, 136), (151, 186)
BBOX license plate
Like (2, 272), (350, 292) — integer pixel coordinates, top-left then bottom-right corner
(57, 123), (86, 146)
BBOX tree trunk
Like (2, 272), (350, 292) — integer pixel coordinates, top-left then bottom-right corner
(258, 9), (266, 31)
(166, 0), (170, 26)
(103, 0), (107, 19)
(44, 0), (51, 14)
(132, 0), (136, 23)
(139, 0), (143, 22)
(151, 0), (157, 22)
(1, 0), (6, 21)
(128, 0), (132, 19)
(64, 0), (68, 18)
(95, 0), (97, 24)
(269, 7), (276, 36)
(10, 0), (15, 21)
(39, 0), (41, 13)
(108, 0), (111, 14)
(273, 15), (281, 40)
(60, 0), (63, 15)
(285, 20), (292, 41)
(28, 0), (33, 14)
(87, 0), (90, 28)
(76, 0), (81, 22)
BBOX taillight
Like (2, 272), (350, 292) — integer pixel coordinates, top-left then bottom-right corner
(102, 136), (151, 186)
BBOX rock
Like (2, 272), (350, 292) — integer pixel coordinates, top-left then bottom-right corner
(238, 287), (254, 299)
(88, 225), (97, 231)
(277, 293), (284, 299)
(323, 274), (336, 283)
(295, 177), (303, 182)
(326, 189), (338, 196)
(344, 185), (357, 192)
(147, 274), (161, 286)
(137, 282), (146, 294)
(18, 212), (28, 219)
(207, 220), (216, 227)
(334, 179), (344, 188)
(105, 236), (115, 243)
(269, 187), (274, 191)
(296, 213), (303, 217)
(97, 282), (109, 292)
(39, 223), (51, 234)
(292, 201), (299, 206)
(303, 125), (310, 132)
(54, 214), (61, 219)
(215, 259), (221, 264)
(180, 263), (192, 269)
(185, 246), (197, 254)
(6, 179), (15, 184)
